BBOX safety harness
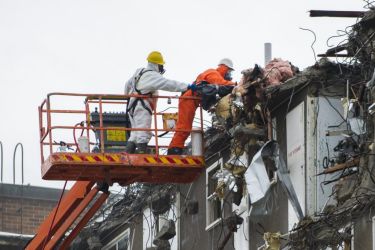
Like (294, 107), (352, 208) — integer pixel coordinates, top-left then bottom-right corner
(127, 68), (154, 116)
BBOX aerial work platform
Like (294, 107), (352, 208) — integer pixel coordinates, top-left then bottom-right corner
(39, 93), (205, 185)
(28, 93), (205, 249)
(43, 152), (204, 185)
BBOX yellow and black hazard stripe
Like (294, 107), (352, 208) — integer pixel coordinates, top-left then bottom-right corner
(51, 153), (204, 166)
(51, 154), (121, 163)
(143, 156), (204, 165)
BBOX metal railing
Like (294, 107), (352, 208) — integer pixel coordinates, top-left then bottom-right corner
(13, 143), (24, 185)
(39, 93), (204, 163)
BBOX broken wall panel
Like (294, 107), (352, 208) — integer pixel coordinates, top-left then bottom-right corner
(286, 101), (306, 230)
(315, 97), (346, 213)
(305, 96), (347, 217)
(352, 214), (374, 250)
(232, 187), (250, 249)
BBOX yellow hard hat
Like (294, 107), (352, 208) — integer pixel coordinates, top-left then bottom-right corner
(147, 51), (165, 65)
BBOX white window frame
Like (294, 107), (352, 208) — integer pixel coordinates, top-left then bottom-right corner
(205, 158), (224, 230)
(373, 216), (375, 250)
(103, 228), (130, 250)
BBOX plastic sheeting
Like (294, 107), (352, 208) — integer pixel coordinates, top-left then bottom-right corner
(244, 143), (271, 203)
(245, 141), (304, 221)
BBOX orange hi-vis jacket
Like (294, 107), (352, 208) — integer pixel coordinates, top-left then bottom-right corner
(169, 65), (235, 149)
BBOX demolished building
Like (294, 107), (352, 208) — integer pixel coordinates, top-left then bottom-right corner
(70, 8), (375, 250)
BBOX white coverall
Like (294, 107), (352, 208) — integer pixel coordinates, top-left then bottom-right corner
(124, 62), (188, 144)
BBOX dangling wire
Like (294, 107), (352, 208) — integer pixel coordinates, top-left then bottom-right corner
(299, 27), (318, 64)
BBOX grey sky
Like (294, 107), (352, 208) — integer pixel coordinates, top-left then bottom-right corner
(0, 0), (365, 188)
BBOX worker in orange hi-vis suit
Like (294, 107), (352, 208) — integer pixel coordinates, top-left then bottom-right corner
(167, 58), (236, 155)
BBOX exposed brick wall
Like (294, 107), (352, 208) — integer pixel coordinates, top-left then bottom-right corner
(0, 195), (59, 235)
(0, 183), (63, 236)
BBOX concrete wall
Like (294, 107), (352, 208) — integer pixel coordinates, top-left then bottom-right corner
(353, 212), (374, 250)
(178, 151), (234, 250)
(99, 217), (143, 250)
(132, 216), (143, 250)
(248, 184), (288, 249)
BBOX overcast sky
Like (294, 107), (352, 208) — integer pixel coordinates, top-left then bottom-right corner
(0, 0), (365, 188)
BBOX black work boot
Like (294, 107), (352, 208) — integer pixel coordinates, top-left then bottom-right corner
(136, 143), (148, 154)
(125, 141), (136, 153)
(167, 147), (183, 155)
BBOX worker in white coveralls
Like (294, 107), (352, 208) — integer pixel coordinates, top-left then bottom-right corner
(124, 51), (197, 154)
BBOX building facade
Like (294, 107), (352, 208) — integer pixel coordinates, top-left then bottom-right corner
(0, 183), (62, 249)
(73, 10), (375, 250)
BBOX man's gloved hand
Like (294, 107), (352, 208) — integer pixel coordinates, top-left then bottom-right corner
(218, 85), (234, 97)
(187, 83), (197, 92)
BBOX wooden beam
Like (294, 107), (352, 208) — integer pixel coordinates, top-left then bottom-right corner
(318, 157), (360, 175)
(310, 10), (365, 18)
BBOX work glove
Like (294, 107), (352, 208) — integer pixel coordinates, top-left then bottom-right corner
(187, 83), (197, 92)
(218, 85), (234, 97)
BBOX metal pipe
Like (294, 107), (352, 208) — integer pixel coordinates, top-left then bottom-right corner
(264, 42), (272, 66)
(0, 141), (3, 182)
(191, 128), (203, 156)
(47, 96), (53, 154)
(47, 92), (200, 100)
(85, 100), (91, 152)
(41, 109), (87, 114)
(39, 106), (45, 164)
(87, 100), (127, 105)
(309, 10), (365, 18)
(13, 143), (24, 185)
(153, 97), (159, 155)
(48, 125), (199, 133)
(99, 97), (104, 153)
(199, 105), (204, 156)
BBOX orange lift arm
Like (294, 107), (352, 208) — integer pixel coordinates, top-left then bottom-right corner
(30, 93), (205, 249)
(25, 181), (109, 250)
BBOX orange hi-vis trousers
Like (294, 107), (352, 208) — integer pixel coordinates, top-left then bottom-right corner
(169, 89), (200, 149)
(169, 66), (235, 149)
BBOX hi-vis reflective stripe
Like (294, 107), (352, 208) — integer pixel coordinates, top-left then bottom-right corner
(51, 153), (204, 166)
(144, 156), (204, 165)
(52, 154), (120, 163)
